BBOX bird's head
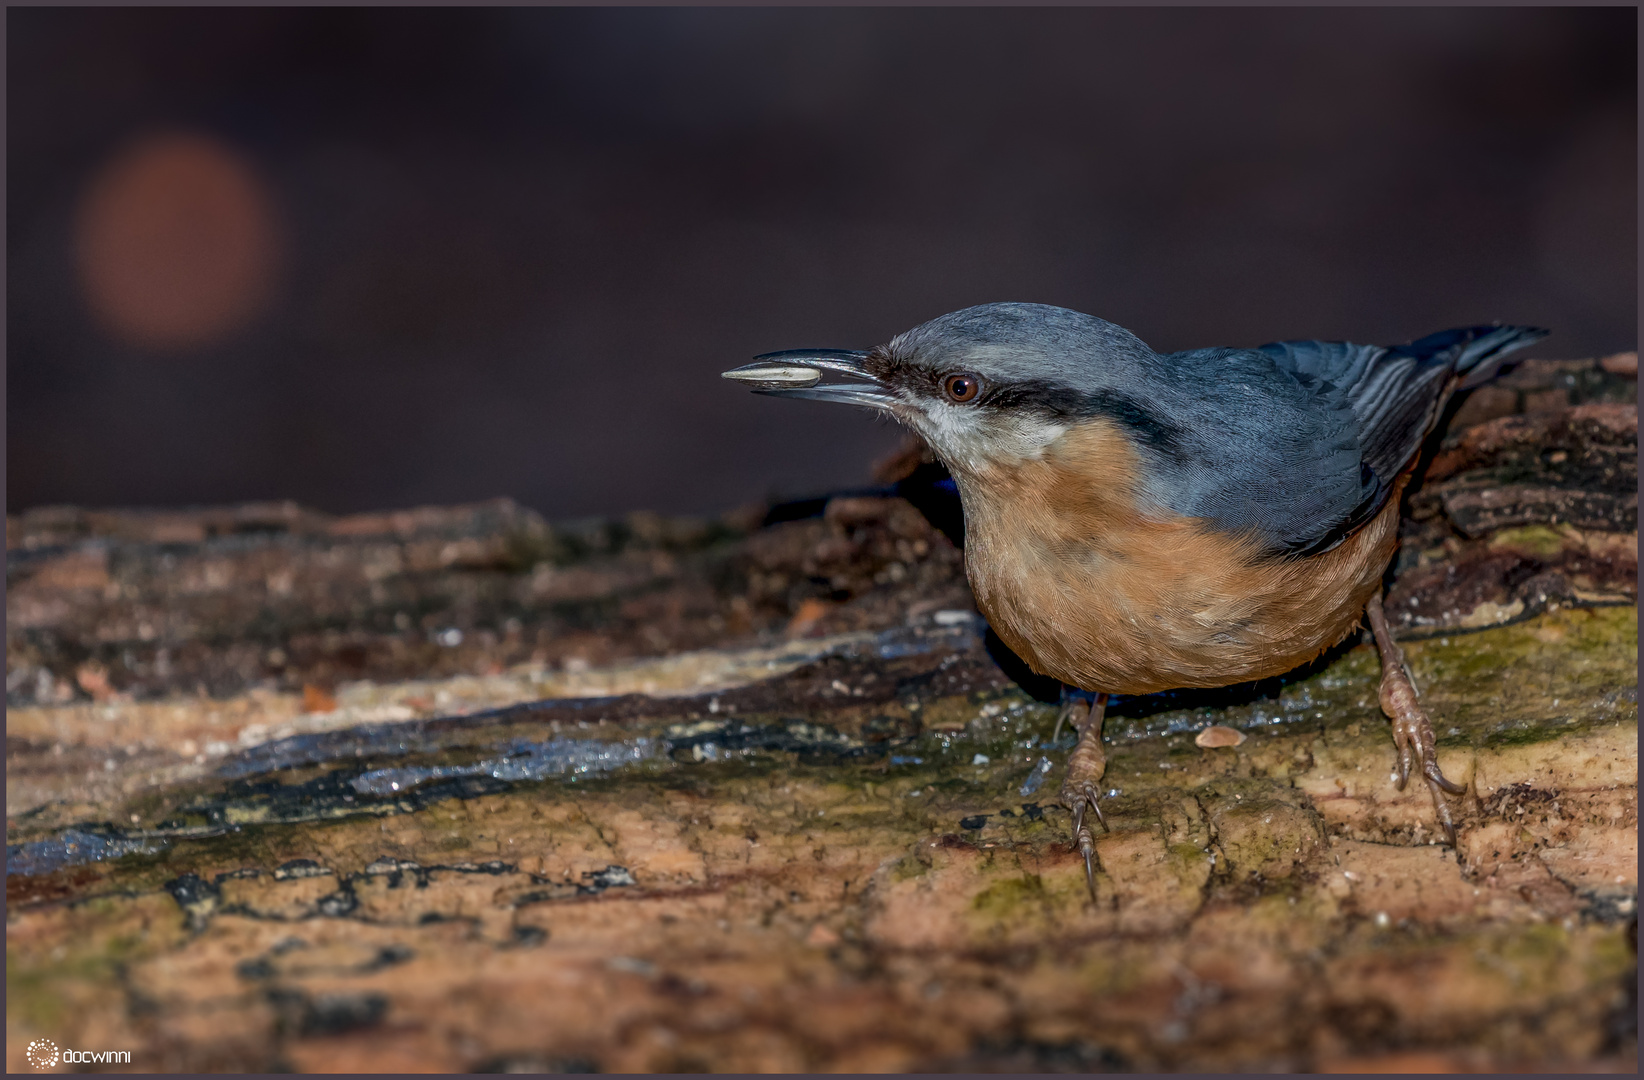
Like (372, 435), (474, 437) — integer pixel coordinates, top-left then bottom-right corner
(723, 302), (1161, 478)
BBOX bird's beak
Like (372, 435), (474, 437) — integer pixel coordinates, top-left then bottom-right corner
(721, 349), (897, 411)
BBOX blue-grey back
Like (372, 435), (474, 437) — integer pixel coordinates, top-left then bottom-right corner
(1143, 327), (1545, 553)
(891, 303), (1545, 555)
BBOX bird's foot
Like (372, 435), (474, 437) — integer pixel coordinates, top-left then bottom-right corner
(1367, 592), (1466, 847)
(1378, 661), (1465, 846)
(1057, 692), (1110, 901)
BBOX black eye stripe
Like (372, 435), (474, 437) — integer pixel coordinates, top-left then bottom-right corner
(992, 380), (1183, 453)
(864, 351), (982, 402)
(869, 353), (1176, 451)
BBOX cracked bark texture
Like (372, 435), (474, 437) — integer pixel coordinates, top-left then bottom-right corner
(6, 352), (1638, 1072)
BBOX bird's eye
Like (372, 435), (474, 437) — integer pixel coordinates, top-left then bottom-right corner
(943, 373), (982, 403)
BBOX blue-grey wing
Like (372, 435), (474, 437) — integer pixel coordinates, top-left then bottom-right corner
(1141, 346), (1366, 556)
(1257, 325), (1545, 496)
(1148, 326), (1545, 556)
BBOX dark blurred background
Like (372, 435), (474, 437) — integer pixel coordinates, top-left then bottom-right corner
(8, 7), (1636, 521)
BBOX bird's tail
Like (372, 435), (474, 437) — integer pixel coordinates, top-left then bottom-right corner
(1392, 324), (1550, 390)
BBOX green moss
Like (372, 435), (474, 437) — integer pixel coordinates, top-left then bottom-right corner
(1501, 921), (1571, 958)
(5, 922), (156, 1034)
(971, 873), (1047, 917)
(1584, 926), (1639, 983)
(1168, 842), (1209, 866)
(1068, 939), (1163, 998)
(1488, 524), (1576, 559)
(889, 852), (932, 883)
(7, 953), (69, 1032)
(8, 594), (1634, 1071)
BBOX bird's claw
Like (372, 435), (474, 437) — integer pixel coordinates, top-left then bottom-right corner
(1069, 787), (1109, 837)
(1381, 662), (1464, 847)
(1068, 787), (1103, 902)
(1366, 592), (1465, 848)
(1056, 691), (1110, 902)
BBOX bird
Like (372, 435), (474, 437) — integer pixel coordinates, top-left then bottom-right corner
(722, 303), (1546, 897)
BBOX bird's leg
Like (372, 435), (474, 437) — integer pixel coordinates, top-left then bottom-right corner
(1365, 590), (1466, 846)
(1049, 685), (1092, 745)
(1058, 691), (1110, 901)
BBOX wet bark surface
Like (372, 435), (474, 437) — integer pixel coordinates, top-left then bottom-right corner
(7, 353), (1637, 1072)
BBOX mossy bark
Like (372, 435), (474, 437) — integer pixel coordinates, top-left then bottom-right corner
(7, 355), (1636, 1071)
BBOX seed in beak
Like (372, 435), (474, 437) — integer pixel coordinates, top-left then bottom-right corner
(721, 362), (824, 389)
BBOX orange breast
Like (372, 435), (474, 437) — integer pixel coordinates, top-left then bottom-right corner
(957, 419), (1403, 695)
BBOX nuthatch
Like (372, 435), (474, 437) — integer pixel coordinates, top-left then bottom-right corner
(725, 302), (1546, 894)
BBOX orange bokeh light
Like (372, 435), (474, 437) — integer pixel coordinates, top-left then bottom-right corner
(74, 132), (281, 350)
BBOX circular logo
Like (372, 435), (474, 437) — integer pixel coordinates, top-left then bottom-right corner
(25, 1038), (59, 1070)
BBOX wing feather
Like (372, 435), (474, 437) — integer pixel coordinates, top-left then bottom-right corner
(1241, 325), (1547, 553)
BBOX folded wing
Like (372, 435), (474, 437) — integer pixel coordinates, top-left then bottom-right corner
(1260, 325), (1546, 494)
